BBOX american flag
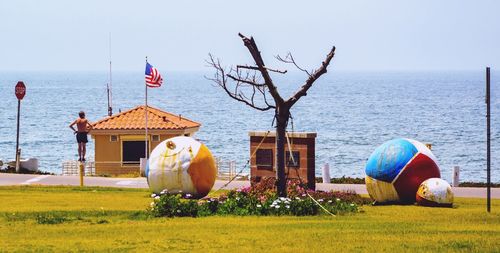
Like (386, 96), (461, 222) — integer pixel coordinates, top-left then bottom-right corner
(145, 62), (163, 87)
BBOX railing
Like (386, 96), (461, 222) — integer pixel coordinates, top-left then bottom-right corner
(62, 158), (245, 180)
(62, 160), (95, 176)
(215, 158), (245, 180)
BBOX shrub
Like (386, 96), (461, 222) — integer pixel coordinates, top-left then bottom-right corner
(148, 179), (366, 218)
(315, 176), (366, 184)
(36, 213), (68, 224)
(150, 193), (198, 217)
(96, 219), (109, 224)
(3, 212), (29, 222)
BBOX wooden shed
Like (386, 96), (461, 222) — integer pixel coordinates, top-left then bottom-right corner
(90, 105), (200, 175)
(249, 131), (317, 190)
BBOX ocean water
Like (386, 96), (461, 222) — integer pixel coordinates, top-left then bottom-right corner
(0, 70), (499, 183)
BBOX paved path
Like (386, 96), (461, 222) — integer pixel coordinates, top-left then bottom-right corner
(1, 173), (499, 199)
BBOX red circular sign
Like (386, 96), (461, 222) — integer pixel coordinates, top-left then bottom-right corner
(15, 81), (26, 100)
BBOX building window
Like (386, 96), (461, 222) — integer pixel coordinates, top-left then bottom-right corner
(286, 151), (300, 167)
(110, 135), (118, 142)
(152, 135), (160, 142)
(256, 149), (273, 171)
(122, 141), (148, 165)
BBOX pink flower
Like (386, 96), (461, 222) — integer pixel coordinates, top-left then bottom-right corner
(241, 187), (251, 193)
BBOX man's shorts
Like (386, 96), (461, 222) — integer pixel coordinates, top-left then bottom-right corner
(76, 132), (88, 143)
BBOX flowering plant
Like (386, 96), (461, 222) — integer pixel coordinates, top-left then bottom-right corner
(148, 179), (366, 217)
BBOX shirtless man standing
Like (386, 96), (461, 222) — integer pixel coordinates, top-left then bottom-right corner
(69, 111), (93, 162)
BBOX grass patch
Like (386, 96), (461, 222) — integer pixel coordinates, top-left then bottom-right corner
(0, 185), (499, 252)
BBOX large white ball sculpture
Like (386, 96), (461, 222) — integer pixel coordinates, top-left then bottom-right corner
(147, 136), (217, 198)
(416, 178), (454, 207)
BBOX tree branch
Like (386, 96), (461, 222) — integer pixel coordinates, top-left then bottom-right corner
(286, 46), (336, 107)
(226, 73), (266, 87)
(238, 33), (285, 106)
(206, 53), (275, 111)
(276, 53), (311, 76)
(237, 65), (287, 74)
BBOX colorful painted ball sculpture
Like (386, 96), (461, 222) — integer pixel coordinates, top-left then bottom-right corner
(365, 138), (441, 203)
(146, 136), (217, 198)
(416, 178), (454, 207)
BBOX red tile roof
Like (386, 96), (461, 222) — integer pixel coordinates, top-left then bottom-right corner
(92, 105), (200, 130)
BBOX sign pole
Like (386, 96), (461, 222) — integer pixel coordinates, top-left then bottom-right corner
(486, 67), (491, 213)
(14, 81), (26, 173)
(15, 99), (21, 173)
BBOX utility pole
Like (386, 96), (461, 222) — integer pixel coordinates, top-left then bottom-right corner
(486, 67), (491, 213)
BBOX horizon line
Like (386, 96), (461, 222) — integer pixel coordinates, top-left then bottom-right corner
(0, 68), (495, 73)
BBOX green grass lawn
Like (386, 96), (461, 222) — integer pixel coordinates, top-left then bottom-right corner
(0, 186), (499, 253)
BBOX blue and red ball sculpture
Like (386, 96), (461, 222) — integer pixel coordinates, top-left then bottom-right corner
(365, 138), (441, 203)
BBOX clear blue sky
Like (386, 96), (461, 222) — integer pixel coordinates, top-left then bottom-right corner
(1, 0), (499, 71)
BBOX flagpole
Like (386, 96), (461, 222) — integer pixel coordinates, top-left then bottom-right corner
(145, 56), (148, 161)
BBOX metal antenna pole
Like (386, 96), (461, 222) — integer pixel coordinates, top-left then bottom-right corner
(486, 67), (491, 213)
(108, 32), (113, 116)
(106, 83), (110, 116)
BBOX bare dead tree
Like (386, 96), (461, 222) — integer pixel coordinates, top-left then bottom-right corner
(207, 33), (335, 197)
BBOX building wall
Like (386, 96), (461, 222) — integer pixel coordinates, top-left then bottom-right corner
(94, 135), (122, 175)
(249, 134), (316, 190)
(94, 133), (184, 175)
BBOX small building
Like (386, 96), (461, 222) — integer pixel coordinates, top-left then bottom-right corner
(90, 105), (200, 175)
(249, 131), (316, 190)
